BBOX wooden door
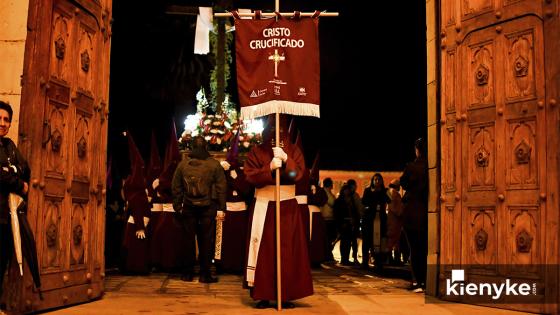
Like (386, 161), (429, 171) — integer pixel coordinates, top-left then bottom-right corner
(12, 0), (112, 312)
(439, 0), (559, 313)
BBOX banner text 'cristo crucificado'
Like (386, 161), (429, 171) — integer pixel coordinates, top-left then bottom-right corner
(249, 28), (305, 49)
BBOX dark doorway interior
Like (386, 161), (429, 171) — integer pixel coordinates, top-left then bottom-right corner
(107, 1), (427, 172)
(105, 0), (426, 268)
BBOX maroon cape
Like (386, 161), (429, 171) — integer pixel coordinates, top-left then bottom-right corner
(122, 191), (150, 273)
(244, 142), (313, 301)
(220, 166), (251, 273)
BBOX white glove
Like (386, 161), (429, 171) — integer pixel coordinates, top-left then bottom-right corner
(220, 160), (231, 171)
(145, 189), (152, 203)
(273, 147), (288, 162)
(216, 210), (226, 221)
(270, 157), (282, 170)
(136, 229), (146, 239)
(152, 178), (160, 190)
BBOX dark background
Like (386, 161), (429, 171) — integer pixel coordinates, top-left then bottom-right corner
(108, 0), (427, 176)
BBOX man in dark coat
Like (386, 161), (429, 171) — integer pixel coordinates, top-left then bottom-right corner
(0, 101), (30, 299)
(172, 136), (226, 283)
(400, 138), (429, 292)
(244, 114), (313, 309)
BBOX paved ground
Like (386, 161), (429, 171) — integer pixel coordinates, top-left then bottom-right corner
(46, 263), (531, 315)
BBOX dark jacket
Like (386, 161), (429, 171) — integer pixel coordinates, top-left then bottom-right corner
(0, 137), (30, 223)
(400, 157), (428, 231)
(172, 150), (227, 212)
(361, 187), (389, 218)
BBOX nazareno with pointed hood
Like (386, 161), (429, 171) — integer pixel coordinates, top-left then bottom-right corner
(150, 121), (185, 271)
(121, 131), (150, 273)
(146, 130), (162, 198)
(226, 129), (241, 168)
(123, 132), (149, 227)
(158, 121), (182, 201)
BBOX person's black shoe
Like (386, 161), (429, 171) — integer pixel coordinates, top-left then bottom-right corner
(180, 273), (194, 282)
(281, 301), (295, 309)
(199, 275), (218, 283)
(255, 300), (270, 309)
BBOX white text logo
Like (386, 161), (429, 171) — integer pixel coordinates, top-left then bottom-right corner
(446, 270), (535, 300)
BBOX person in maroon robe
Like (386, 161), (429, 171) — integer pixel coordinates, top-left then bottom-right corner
(244, 114), (313, 309)
(146, 131), (163, 269)
(215, 131), (252, 274)
(150, 123), (184, 272)
(307, 154), (328, 267)
(121, 132), (151, 274)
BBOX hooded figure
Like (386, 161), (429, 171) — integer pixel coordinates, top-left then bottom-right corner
(306, 153), (329, 266)
(146, 131), (163, 267)
(150, 122), (185, 271)
(121, 132), (151, 274)
(216, 129), (253, 273)
(243, 114), (313, 309)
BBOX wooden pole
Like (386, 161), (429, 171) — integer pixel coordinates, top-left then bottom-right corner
(275, 112), (282, 311)
(213, 4), (338, 311)
(274, 0), (282, 306)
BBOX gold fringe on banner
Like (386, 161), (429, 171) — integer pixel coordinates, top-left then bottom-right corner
(240, 101), (320, 120)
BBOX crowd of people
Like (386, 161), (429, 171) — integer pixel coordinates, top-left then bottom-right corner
(0, 100), (429, 310)
(101, 113), (429, 307)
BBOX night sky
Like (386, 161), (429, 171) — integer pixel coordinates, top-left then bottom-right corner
(108, 1), (427, 176)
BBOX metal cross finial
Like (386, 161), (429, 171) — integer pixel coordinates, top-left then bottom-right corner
(268, 49), (285, 78)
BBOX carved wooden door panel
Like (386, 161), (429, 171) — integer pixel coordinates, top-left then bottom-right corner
(439, 0), (557, 313)
(15, 0), (112, 312)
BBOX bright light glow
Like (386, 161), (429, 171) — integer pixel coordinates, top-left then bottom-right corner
(244, 119), (264, 134)
(184, 113), (201, 134)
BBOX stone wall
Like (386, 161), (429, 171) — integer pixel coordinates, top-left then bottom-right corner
(0, 0), (29, 142)
(425, 0), (440, 296)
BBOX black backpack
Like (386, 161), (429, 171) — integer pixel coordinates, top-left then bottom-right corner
(182, 158), (213, 207)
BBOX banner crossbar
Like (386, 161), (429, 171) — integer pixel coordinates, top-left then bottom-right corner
(214, 11), (338, 18)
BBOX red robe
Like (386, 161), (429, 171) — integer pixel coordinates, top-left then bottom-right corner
(150, 178), (185, 271)
(307, 177), (329, 266)
(244, 143), (313, 301)
(219, 166), (251, 273)
(122, 191), (150, 273)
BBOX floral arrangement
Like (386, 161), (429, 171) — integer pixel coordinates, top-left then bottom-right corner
(180, 89), (263, 153)
(180, 113), (262, 152)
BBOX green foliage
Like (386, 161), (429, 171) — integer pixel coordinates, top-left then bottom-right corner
(209, 19), (234, 113)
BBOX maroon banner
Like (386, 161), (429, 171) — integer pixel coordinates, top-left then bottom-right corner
(234, 16), (320, 120)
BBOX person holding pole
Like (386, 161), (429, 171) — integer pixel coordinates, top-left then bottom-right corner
(228, 6), (336, 310)
(0, 101), (30, 301)
(244, 114), (313, 309)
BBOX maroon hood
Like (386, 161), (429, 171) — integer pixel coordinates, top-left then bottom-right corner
(123, 132), (146, 201)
